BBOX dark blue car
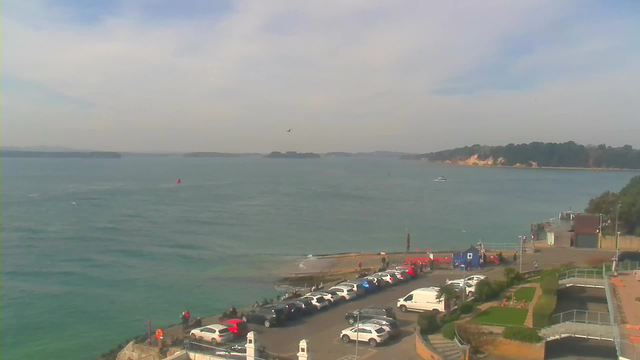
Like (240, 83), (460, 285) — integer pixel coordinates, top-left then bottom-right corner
(354, 278), (379, 293)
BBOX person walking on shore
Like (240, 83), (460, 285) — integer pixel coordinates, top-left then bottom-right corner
(534, 260), (539, 271)
(358, 261), (362, 272)
(181, 312), (187, 329)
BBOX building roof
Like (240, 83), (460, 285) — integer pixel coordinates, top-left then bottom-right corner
(573, 214), (600, 234)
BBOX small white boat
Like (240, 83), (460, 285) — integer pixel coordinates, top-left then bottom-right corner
(433, 176), (448, 182)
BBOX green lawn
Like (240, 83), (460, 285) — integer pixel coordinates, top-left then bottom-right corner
(474, 306), (528, 326)
(514, 287), (537, 302)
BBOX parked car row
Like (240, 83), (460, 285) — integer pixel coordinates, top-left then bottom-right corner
(191, 265), (420, 346)
(340, 306), (401, 347)
(337, 266), (420, 348)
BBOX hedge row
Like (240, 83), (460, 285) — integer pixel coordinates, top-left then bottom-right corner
(532, 294), (557, 328)
(503, 326), (542, 343)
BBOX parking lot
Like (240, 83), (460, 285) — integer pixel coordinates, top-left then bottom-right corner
(250, 270), (491, 360)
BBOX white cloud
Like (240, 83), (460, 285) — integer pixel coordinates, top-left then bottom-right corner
(1, 0), (639, 152)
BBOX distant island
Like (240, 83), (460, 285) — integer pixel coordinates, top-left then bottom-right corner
(264, 151), (321, 159)
(1, 150), (121, 159)
(325, 152), (352, 157)
(401, 142), (640, 170)
(185, 152), (243, 158)
(323, 151), (415, 158)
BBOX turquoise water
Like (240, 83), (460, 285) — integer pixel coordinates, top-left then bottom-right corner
(0, 157), (635, 360)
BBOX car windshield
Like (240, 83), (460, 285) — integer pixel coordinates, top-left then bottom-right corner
(236, 322), (247, 329)
(316, 297), (326, 303)
(375, 328), (385, 334)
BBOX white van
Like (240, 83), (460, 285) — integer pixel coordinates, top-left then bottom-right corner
(397, 287), (446, 313)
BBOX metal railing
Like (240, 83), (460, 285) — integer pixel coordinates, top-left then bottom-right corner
(550, 310), (611, 326)
(603, 264), (640, 360)
(617, 260), (640, 272)
(617, 340), (640, 360)
(558, 268), (603, 281)
(603, 265), (622, 354)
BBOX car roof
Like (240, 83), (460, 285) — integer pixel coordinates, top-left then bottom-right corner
(201, 324), (226, 330)
(363, 318), (397, 325)
(412, 287), (440, 293)
(221, 318), (244, 324)
(350, 323), (383, 330)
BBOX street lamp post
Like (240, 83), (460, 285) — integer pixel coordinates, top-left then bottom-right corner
(518, 236), (523, 273)
(462, 263), (466, 302)
(614, 202), (621, 275)
(355, 312), (360, 359)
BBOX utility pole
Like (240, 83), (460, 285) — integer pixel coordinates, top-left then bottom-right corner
(462, 263), (466, 302)
(355, 312), (360, 359)
(519, 236), (523, 274)
(614, 202), (621, 275)
(406, 218), (410, 253)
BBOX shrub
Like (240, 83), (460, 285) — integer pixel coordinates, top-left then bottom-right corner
(504, 267), (523, 286)
(540, 274), (559, 295)
(418, 312), (440, 334)
(532, 294), (557, 328)
(474, 280), (495, 301)
(441, 322), (456, 340)
(459, 301), (475, 314)
(503, 326), (543, 343)
(504, 267), (517, 281)
(491, 280), (508, 296)
(441, 311), (461, 325)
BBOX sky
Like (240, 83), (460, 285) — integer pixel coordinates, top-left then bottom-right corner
(1, 0), (639, 153)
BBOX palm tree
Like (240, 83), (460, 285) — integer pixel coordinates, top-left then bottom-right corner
(437, 284), (460, 314)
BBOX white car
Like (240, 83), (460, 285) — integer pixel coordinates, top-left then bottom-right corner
(308, 291), (339, 304)
(336, 282), (366, 296)
(386, 270), (409, 281)
(446, 280), (475, 296)
(301, 294), (329, 310)
(190, 324), (234, 344)
(374, 272), (397, 285)
(447, 275), (486, 286)
(340, 323), (390, 347)
(464, 275), (487, 285)
(329, 287), (357, 301)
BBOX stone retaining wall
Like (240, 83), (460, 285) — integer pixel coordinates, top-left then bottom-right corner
(476, 337), (545, 360)
(415, 331), (443, 360)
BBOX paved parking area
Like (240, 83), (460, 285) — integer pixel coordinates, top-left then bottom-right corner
(251, 269), (499, 360)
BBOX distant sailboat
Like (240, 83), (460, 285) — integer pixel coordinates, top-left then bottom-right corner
(433, 176), (448, 182)
(176, 179), (181, 184)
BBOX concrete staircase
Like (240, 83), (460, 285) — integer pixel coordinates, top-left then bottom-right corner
(427, 334), (461, 360)
(541, 322), (614, 341)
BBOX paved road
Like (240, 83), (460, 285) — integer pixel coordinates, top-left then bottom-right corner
(250, 269), (499, 360)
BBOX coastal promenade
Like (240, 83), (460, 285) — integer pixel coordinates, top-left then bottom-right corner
(109, 247), (617, 360)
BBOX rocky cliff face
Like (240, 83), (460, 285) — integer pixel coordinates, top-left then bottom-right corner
(441, 155), (538, 167)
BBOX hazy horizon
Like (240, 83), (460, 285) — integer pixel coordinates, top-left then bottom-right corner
(2, 1), (639, 153)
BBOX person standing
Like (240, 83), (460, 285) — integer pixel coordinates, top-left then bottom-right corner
(358, 261), (362, 272)
(534, 260), (539, 271)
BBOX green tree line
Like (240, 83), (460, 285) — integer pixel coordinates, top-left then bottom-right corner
(405, 142), (640, 169)
(585, 176), (640, 236)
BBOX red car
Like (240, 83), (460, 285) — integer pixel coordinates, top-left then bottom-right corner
(220, 318), (249, 338)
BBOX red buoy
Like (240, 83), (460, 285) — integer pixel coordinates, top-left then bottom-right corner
(176, 179), (181, 184)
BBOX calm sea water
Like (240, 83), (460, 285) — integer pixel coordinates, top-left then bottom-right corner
(0, 157), (635, 360)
